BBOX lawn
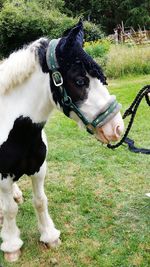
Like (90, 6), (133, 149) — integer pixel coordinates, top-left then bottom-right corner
(0, 75), (150, 267)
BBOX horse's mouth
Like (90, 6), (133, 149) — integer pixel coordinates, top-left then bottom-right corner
(95, 129), (109, 144)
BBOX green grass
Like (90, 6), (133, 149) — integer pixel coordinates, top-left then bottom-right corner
(104, 45), (150, 78)
(0, 75), (150, 267)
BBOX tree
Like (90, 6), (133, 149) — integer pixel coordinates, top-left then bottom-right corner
(122, 0), (150, 29)
(35, 0), (64, 10)
(63, 0), (150, 33)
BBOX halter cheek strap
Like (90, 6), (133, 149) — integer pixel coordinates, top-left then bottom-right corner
(46, 39), (121, 134)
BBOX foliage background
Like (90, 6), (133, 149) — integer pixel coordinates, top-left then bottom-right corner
(64, 0), (150, 33)
(0, 0), (103, 57)
(0, 0), (149, 58)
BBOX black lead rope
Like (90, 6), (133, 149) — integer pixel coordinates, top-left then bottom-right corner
(107, 85), (150, 154)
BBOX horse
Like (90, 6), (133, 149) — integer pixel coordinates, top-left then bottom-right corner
(0, 20), (124, 262)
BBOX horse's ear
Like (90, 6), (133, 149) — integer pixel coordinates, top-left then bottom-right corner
(65, 19), (84, 47)
(57, 19), (84, 58)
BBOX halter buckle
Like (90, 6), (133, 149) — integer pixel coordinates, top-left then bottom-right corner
(52, 71), (63, 87)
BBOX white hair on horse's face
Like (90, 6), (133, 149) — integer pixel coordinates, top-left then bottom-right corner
(78, 74), (110, 121)
(69, 73), (124, 143)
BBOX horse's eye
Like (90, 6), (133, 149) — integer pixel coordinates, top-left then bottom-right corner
(75, 79), (85, 86)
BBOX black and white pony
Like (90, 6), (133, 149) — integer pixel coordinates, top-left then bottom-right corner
(0, 21), (124, 262)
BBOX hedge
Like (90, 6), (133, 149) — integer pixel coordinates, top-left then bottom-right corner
(0, 1), (103, 58)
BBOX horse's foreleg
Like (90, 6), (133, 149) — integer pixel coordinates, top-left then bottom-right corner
(31, 161), (60, 247)
(0, 182), (23, 227)
(0, 176), (23, 262)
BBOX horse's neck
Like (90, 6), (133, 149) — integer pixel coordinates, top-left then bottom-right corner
(23, 67), (55, 122)
(0, 67), (55, 145)
(14, 67), (54, 122)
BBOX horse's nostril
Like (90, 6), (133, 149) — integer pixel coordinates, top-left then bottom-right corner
(115, 125), (122, 137)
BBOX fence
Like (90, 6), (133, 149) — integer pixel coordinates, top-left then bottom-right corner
(122, 29), (150, 45)
(111, 28), (150, 45)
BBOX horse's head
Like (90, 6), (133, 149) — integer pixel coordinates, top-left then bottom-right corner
(48, 20), (124, 144)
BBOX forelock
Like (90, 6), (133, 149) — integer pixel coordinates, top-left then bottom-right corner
(56, 39), (107, 85)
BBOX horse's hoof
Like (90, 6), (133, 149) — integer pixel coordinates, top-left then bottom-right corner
(50, 238), (61, 248)
(43, 238), (61, 249)
(4, 249), (21, 262)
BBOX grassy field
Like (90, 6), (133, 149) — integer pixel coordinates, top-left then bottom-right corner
(105, 45), (150, 78)
(85, 42), (150, 78)
(0, 75), (150, 267)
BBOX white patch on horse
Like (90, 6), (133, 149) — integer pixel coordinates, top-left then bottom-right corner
(71, 75), (124, 142)
(0, 38), (48, 95)
(79, 75), (111, 121)
(0, 44), (55, 145)
(0, 176), (23, 253)
(31, 161), (60, 246)
(0, 182), (23, 225)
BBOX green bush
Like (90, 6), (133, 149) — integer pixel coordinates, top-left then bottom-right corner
(84, 39), (110, 69)
(0, 1), (103, 58)
(84, 21), (104, 41)
(84, 39), (110, 58)
(37, 0), (65, 11)
(0, 1), (77, 57)
(0, 0), (5, 9)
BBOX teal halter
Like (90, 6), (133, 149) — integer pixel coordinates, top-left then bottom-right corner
(46, 39), (121, 134)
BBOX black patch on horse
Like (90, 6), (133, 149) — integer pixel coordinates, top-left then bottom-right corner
(38, 39), (49, 73)
(0, 116), (46, 181)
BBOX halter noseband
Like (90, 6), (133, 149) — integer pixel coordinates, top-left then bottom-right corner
(46, 39), (121, 135)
